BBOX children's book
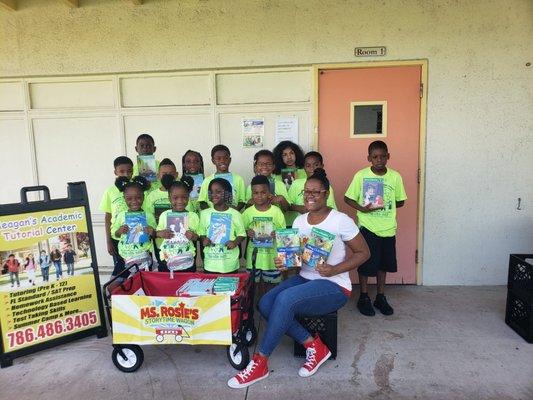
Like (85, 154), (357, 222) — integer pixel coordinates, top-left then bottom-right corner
(301, 227), (335, 268)
(125, 212), (149, 245)
(362, 178), (384, 209)
(160, 212), (193, 271)
(275, 228), (301, 268)
(154, 204), (172, 224)
(186, 173), (204, 200)
(208, 212), (232, 245)
(213, 276), (240, 295)
(215, 172), (236, 203)
(137, 155), (157, 182)
(268, 177), (276, 195)
(281, 168), (297, 189)
(177, 278), (216, 296)
(252, 217), (274, 248)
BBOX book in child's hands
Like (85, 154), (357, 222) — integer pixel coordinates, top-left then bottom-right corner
(125, 212), (149, 244)
(208, 212), (231, 245)
(275, 228), (302, 268)
(362, 178), (384, 209)
(301, 227), (335, 268)
(137, 155), (157, 182)
(186, 173), (204, 200)
(252, 216), (274, 248)
(268, 177), (276, 195)
(160, 212), (194, 271)
(281, 168), (296, 189)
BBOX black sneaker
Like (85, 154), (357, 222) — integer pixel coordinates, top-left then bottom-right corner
(357, 294), (375, 316)
(374, 294), (394, 315)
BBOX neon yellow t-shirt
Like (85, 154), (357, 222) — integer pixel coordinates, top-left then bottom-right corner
(156, 209), (199, 255)
(242, 205), (286, 271)
(198, 172), (246, 208)
(344, 166), (407, 237)
(198, 207), (246, 273)
(111, 210), (157, 259)
(99, 184), (128, 240)
(144, 188), (195, 226)
(245, 179), (290, 204)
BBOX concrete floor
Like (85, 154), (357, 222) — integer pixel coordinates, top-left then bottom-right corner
(1, 286), (532, 400)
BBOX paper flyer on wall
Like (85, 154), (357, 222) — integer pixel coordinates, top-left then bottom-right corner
(301, 227), (335, 268)
(275, 117), (298, 144)
(242, 118), (264, 148)
(275, 228), (301, 268)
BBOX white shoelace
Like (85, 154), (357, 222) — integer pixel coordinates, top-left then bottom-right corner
(238, 359), (258, 380)
(304, 347), (317, 368)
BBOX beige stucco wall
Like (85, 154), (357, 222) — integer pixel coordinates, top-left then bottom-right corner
(1, 0), (532, 285)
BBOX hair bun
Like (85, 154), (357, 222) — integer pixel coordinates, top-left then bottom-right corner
(114, 176), (130, 192)
(131, 175), (150, 192)
(313, 168), (327, 179)
(180, 175), (194, 192)
(161, 174), (176, 190)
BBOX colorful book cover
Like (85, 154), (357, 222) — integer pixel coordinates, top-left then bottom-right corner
(154, 204), (171, 224)
(186, 173), (204, 200)
(160, 212), (193, 270)
(275, 228), (301, 268)
(362, 178), (384, 209)
(208, 212), (232, 245)
(137, 155), (157, 182)
(301, 227), (335, 268)
(281, 168), (297, 189)
(215, 172), (235, 204)
(252, 216), (274, 248)
(268, 177), (276, 195)
(125, 212), (149, 245)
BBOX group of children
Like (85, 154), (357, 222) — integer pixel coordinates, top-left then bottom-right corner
(100, 134), (406, 316)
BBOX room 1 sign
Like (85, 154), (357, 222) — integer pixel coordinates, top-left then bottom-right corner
(354, 47), (387, 57)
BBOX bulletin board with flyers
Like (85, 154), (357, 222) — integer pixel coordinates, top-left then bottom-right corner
(0, 183), (107, 368)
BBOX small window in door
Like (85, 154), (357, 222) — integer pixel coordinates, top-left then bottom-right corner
(350, 101), (387, 138)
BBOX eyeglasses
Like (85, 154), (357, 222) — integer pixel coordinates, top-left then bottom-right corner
(301, 189), (327, 197)
(256, 162), (274, 168)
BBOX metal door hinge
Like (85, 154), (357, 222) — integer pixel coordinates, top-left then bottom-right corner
(417, 168), (421, 184)
(415, 249), (419, 264)
(419, 82), (424, 98)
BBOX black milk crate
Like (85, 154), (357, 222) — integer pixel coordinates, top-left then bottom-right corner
(293, 312), (337, 359)
(507, 254), (533, 299)
(505, 290), (533, 343)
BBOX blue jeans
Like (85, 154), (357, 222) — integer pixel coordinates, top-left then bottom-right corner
(53, 261), (62, 279)
(258, 275), (348, 356)
(41, 267), (50, 282)
(66, 263), (74, 275)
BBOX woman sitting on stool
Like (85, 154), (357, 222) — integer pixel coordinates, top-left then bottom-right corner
(228, 168), (370, 388)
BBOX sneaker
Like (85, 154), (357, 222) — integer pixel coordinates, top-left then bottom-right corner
(227, 353), (269, 389)
(374, 294), (394, 315)
(298, 335), (332, 377)
(357, 294), (375, 316)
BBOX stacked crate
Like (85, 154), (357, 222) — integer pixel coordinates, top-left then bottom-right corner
(505, 254), (533, 343)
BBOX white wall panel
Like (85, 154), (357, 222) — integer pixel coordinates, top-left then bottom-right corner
(0, 82), (25, 111)
(218, 110), (311, 186)
(216, 71), (311, 105)
(120, 74), (211, 107)
(123, 113), (216, 176)
(0, 119), (33, 204)
(29, 80), (115, 110)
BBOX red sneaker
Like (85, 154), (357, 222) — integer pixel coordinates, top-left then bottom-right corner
(298, 335), (331, 377)
(227, 353), (269, 389)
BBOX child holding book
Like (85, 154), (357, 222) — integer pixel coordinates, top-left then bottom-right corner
(181, 149), (205, 213)
(288, 151), (338, 226)
(246, 150), (290, 212)
(156, 176), (199, 273)
(199, 178), (245, 274)
(242, 175), (286, 295)
(99, 156), (133, 281)
(198, 145), (246, 211)
(112, 176), (157, 279)
(272, 140), (307, 189)
(344, 140), (407, 316)
(132, 133), (159, 190)
(228, 168), (370, 389)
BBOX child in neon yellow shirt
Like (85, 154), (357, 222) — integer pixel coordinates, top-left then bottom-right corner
(273, 140), (307, 188)
(199, 178), (246, 273)
(181, 149), (205, 214)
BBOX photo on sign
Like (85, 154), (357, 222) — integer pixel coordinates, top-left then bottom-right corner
(243, 134), (263, 148)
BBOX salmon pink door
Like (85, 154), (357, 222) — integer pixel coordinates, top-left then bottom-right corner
(318, 66), (422, 284)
